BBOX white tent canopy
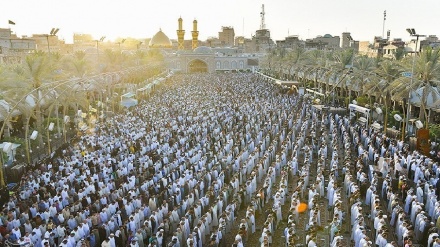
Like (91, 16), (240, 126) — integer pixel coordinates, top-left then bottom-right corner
(0, 142), (21, 163)
(409, 86), (440, 112)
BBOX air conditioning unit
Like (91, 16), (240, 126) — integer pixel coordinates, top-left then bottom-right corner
(415, 120), (423, 129)
(393, 114), (403, 122)
(30, 131), (38, 140)
(48, 122), (54, 131)
(64, 115), (70, 123)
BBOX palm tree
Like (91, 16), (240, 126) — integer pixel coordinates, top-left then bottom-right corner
(0, 100), (13, 138)
(287, 46), (308, 81)
(16, 51), (51, 146)
(68, 51), (90, 78)
(56, 82), (89, 142)
(350, 55), (376, 97)
(389, 47), (440, 126)
(101, 49), (128, 73)
(364, 59), (402, 132)
(12, 99), (35, 164)
(393, 47), (407, 61)
(322, 49), (354, 104)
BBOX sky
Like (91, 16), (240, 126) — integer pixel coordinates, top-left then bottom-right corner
(2, 0), (439, 44)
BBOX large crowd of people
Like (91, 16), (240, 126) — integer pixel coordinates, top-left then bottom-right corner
(0, 72), (439, 247)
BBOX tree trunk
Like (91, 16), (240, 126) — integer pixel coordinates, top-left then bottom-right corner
(419, 85), (429, 127)
(384, 101), (388, 133)
(34, 90), (44, 148)
(24, 116), (31, 165)
(46, 106), (53, 156)
(62, 107), (68, 143)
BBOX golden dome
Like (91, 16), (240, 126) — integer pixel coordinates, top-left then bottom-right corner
(149, 29), (172, 48)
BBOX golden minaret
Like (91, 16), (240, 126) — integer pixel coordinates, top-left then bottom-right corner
(191, 19), (199, 49)
(176, 17), (185, 50)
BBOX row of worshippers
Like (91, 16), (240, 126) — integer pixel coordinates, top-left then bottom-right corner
(333, 107), (440, 247)
(2, 73), (303, 247)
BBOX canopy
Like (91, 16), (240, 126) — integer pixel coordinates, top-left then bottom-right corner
(120, 98), (138, 108)
(409, 86), (440, 112)
(0, 100), (21, 122)
(121, 92), (136, 99)
(0, 142), (21, 163)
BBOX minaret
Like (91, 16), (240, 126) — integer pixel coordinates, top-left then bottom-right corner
(260, 4), (266, 30)
(191, 19), (199, 49)
(177, 17), (185, 50)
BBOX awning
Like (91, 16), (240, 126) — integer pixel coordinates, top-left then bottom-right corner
(121, 92), (136, 99)
(120, 98), (138, 108)
(371, 122), (382, 130)
(349, 104), (370, 114)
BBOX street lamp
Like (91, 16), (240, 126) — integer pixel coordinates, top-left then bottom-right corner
(46, 28), (60, 53)
(118, 39), (126, 50)
(403, 28), (426, 137)
(96, 36), (106, 59)
(137, 41), (143, 50)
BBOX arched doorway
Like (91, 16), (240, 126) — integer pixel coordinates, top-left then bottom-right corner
(188, 59), (208, 73)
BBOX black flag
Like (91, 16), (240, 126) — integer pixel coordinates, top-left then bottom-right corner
(8, 20), (15, 25)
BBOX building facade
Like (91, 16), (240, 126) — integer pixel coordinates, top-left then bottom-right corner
(0, 28), (36, 64)
(218, 26), (235, 47)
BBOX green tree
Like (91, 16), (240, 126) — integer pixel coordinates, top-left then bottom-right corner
(389, 47), (440, 126)
(364, 59), (402, 132)
(67, 51), (90, 78)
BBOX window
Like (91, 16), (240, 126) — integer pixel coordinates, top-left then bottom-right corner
(231, 61), (237, 69)
(223, 61), (230, 70)
(239, 61), (244, 69)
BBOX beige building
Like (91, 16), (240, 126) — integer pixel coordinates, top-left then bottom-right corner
(148, 29), (259, 73)
(218, 26), (235, 47)
(0, 28), (36, 64)
(166, 46), (258, 73)
(382, 44), (398, 59)
(32, 34), (64, 53)
(341, 32), (351, 48)
(358, 41), (377, 57)
(311, 34), (340, 49)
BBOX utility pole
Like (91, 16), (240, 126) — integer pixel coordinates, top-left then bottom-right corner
(382, 10), (386, 38)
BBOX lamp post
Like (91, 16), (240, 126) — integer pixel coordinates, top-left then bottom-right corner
(404, 28), (426, 138)
(118, 39), (126, 50)
(96, 36), (106, 62)
(46, 28), (60, 53)
(136, 41), (143, 50)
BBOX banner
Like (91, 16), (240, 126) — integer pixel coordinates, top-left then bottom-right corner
(417, 128), (430, 156)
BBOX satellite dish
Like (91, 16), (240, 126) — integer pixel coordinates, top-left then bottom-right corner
(375, 108), (382, 115)
(30, 130), (39, 140)
(352, 100), (358, 105)
(48, 122), (54, 131)
(415, 120), (423, 129)
(394, 114), (403, 122)
(77, 110), (82, 117)
(64, 115), (70, 123)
